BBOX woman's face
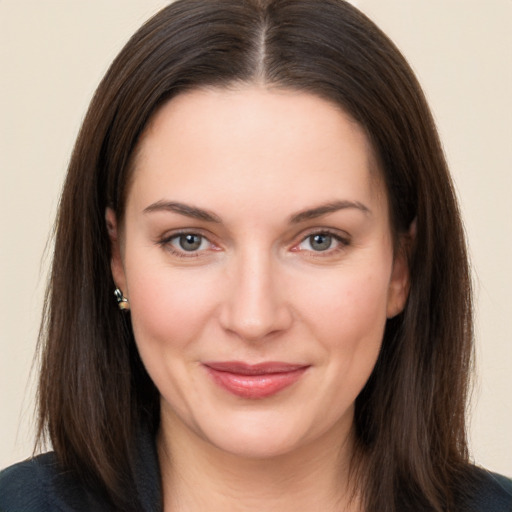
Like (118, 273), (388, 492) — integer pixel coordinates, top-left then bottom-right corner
(108, 86), (409, 459)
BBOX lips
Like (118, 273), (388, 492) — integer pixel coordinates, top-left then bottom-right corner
(203, 361), (309, 399)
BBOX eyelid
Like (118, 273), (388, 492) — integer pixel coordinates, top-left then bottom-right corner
(291, 228), (351, 254)
(156, 226), (351, 258)
(157, 229), (220, 258)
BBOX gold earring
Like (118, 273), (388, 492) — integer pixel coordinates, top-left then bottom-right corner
(114, 288), (130, 311)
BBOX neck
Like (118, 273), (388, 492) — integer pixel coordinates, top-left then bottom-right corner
(157, 408), (361, 512)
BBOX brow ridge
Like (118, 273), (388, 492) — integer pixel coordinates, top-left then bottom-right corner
(289, 200), (371, 223)
(143, 200), (221, 222)
(143, 199), (370, 224)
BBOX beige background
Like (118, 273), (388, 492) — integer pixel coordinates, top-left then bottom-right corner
(1, 1), (511, 475)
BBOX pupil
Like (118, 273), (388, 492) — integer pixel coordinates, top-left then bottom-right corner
(179, 234), (201, 251)
(311, 234), (332, 251)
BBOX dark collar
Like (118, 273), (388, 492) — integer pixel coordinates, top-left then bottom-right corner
(133, 422), (162, 511)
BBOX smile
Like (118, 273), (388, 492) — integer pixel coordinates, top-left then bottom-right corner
(202, 361), (310, 399)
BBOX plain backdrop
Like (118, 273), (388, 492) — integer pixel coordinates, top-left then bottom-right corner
(1, 1), (511, 475)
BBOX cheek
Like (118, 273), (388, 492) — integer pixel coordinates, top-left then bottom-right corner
(126, 259), (220, 353)
(298, 265), (391, 343)
(295, 262), (390, 396)
(126, 262), (223, 411)
(299, 266), (390, 408)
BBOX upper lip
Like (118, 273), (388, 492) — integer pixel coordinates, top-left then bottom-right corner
(203, 361), (308, 375)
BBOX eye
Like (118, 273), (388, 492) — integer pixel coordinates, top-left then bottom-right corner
(174, 233), (206, 252)
(160, 232), (212, 256)
(303, 233), (334, 251)
(294, 231), (349, 254)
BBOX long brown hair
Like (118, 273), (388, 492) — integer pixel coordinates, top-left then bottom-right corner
(37, 1), (474, 510)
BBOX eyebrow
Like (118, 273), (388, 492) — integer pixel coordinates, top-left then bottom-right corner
(143, 200), (222, 223)
(143, 199), (371, 224)
(289, 200), (371, 223)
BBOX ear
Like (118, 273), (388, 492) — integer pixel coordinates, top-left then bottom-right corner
(386, 220), (415, 319)
(105, 207), (127, 296)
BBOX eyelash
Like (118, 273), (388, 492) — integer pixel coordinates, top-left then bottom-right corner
(293, 229), (350, 257)
(158, 230), (215, 259)
(157, 229), (351, 259)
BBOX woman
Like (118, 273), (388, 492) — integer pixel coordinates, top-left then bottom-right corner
(1, 0), (511, 511)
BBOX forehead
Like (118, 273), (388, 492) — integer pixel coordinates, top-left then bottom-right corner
(128, 86), (387, 220)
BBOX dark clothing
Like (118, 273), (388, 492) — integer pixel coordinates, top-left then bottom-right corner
(1, 428), (511, 511)
(465, 471), (512, 511)
(0, 427), (161, 512)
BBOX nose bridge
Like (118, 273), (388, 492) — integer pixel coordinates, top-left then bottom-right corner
(220, 244), (291, 340)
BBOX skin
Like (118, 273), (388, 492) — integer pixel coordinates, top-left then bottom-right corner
(107, 86), (410, 511)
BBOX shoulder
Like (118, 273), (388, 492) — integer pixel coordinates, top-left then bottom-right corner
(461, 466), (512, 511)
(0, 453), (55, 511)
(0, 452), (110, 512)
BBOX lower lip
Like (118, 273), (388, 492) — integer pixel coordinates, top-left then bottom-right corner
(204, 366), (308, 399)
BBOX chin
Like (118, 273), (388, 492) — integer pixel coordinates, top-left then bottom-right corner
(195, 407), (331, 461)
(206, 429), (305, 460)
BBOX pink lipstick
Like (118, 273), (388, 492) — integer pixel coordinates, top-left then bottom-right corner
(203, 361), (308, 399)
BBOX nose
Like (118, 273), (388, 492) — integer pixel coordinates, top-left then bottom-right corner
(219, 251), (293, 342)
